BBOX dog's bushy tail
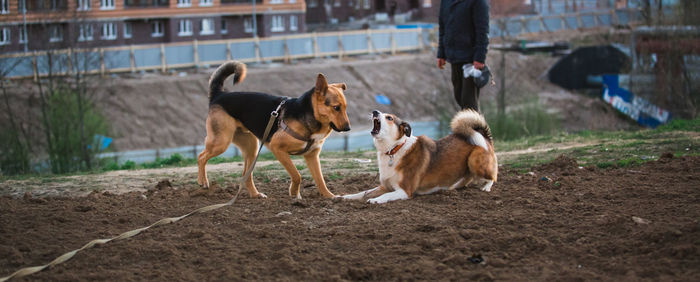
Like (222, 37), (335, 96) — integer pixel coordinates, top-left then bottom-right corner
(209, 61), (247, 101)
(450, 109), (493, 148)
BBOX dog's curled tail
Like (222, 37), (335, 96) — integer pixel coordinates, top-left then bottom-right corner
(209, 61), (247, 100)
(450, 109), (493, 150)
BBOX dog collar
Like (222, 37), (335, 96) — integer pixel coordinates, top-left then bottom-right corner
(385, 139), (407, 156)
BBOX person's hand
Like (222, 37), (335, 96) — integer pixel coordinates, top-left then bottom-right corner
(473, 61), (485, 70)
(437, 58), (446, 69)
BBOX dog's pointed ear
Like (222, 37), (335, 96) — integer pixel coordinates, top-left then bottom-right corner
(400, 122), (412, 137)
(331, 83), (347, 90)
(315, 73), (328, 95)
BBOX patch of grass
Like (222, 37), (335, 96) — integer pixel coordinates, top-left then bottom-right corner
(326, 172), (344, 181)
(656, 117), (700, 132)
(484, 101), (561, 141)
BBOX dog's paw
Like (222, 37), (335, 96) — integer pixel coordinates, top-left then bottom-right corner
(480, 180), (493, 192)
(367, 198), (385, 204)
(251, 192), (268, 199)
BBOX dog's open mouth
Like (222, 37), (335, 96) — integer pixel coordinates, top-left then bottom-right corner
(371, 118), (381, 136)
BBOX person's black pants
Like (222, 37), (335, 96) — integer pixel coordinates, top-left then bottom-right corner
(451, 62), (480, 111)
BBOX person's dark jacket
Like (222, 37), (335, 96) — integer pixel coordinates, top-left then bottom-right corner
(438, 0), (490, 64)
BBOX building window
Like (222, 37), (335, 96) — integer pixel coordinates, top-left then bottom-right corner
(77, 0), (91, 10)
(289, 15), (298, 31)
(178, 19), (193, 36)
(0, 27), (9, 45)
(49, 25), (63, 42)
(19, 26), (27, 43)
(363, 0), (370, 9)
(308, 0), (317, 7)
(221, 19), (227, 34)
(200, 18), (214, 35)
(152, 21), (164, 37)
(124, 22), (132, 38)
(271, 15), (284, 32)
(333, 0), (340, 7)
(423, 0), (431, 8)
(177, 0), (191, 7)
(76, 0), (92, 11)
(101, 22), (117, 40)
(100, 0), (115, 10)
(269, 0), (282, 4)
(244, 17), (253, 33)
(289, 0), (296, 3)
(1, 0), (8, 14)
(199, 0), (213, 6)
(78, 24), (93, 41)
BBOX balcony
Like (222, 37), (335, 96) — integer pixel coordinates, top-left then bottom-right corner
(221, 0), (263, 4)
(124, 0), (170, 8)
(23, 0), (68, 12)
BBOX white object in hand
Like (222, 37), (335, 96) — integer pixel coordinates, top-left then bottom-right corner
(462, 64), (482, 78)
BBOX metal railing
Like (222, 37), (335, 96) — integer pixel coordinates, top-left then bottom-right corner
(98, 121), (442, 164)
(0, 8), (640, 79)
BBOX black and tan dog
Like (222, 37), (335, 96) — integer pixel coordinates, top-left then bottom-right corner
(198, 61), (351, 199)
(340, 109), (497, 204)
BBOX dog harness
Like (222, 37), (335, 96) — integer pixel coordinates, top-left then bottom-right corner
(385, 139), (407, 167)
(278, 118), (315, 155)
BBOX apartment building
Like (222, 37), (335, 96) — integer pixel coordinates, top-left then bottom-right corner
(0, 0), (306, 53)
(305, 0), (438, 25)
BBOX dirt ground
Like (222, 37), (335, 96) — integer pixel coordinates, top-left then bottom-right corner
(1, 154), (698, 281)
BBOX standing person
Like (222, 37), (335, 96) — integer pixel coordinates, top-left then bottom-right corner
(437, 0), (490, 111)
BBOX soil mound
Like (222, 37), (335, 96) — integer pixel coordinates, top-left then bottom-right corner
(535, 154), (579, 171)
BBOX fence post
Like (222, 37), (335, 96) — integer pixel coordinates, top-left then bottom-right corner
(129, 45), (136, 73)
(312, 32), (319, 58)
(160, 43), (166, 73)
(283, 36), (290, 64)
(99, 48), (105, 77)
(390, 31), (396, 55)
(192, 145), (197, 159)
(66, 48), (73, 75)
(343, 135), (349, 152)
(366, 29), (373, 54)
(226, 40), (232, 61)
(32, 52), (38, 81)
(520, 16), (527, 34)
(610, 9), (619, 26)
(254, 36), (261, 63)
(193, 39), (199, 69)
(337, 32), (343, 59)
(417, 27), (424, 51)
(156, 148), (161, 160)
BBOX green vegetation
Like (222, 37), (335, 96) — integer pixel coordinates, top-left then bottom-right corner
(2, 118), (697, 182)
(483, 101), (561, 141)
(497, 117), (699, 171)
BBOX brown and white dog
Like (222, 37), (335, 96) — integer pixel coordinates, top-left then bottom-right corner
(198, 61), (351, 199)
(340, 109), (497, 204)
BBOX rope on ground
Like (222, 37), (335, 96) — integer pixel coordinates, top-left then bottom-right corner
(0, 186), (244, 282)
(1, 99), (287, 281)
